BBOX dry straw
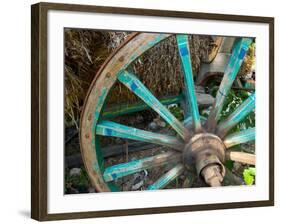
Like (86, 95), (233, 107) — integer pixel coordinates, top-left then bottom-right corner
(64, 29), (254, 128)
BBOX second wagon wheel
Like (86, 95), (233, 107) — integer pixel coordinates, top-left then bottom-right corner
(80, 32), (255, 192)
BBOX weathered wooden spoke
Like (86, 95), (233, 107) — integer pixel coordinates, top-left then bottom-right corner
(217, 93), (255, 138)
(147, 164), (185, 190)
(118, 70), (189, 140)
(176, 35), (202, 132)
(223, 128), (255, 148)
(103, 152), (181, 182)
(96, 120), (184, 151)
(226, 151), (255, 165)
(183, 115), (207, 129)
(206, 38), (253, 132)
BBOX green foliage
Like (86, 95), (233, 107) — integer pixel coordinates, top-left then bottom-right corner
(220, 89), (255, 134)
(205, 80), (255, 134)
(169, 105), (184, 121)
(224, 160), (234, 170)
(243, 167), (256, 185)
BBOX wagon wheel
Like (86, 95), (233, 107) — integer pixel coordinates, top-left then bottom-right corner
(80, 32), (255, 192)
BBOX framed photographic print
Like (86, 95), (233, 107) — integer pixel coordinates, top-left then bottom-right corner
(31, 2), (274, 221)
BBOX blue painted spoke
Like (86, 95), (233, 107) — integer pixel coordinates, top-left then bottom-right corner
(223, 128), (255, 148)
(183, 114), (207, 129)
(96, 120), (184, 151)
(103, 152), (181, 182)
(217, 93), (255, 138)
(118, 71), (189, 140)
(176, 35), (201, 132)
(206, 38), (253, 132)
(147, 164), (184, 190)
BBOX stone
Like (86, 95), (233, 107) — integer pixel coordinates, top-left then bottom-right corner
(233, 162), (242, 172)
(69, 168), (81, 176)
(148, 121), (158, 130)
(88, 187), (96, 193)
(153, 117), (166, 128)
(131, 170), (148, 190)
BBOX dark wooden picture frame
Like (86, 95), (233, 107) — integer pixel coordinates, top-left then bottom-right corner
(31, 2), (274, 221)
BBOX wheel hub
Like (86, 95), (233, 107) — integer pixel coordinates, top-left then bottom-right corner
(183, 133), (226, 186)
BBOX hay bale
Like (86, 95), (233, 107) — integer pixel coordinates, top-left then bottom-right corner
(64, 29), (130, 126)
(238, 42), (255, 77)
(102, 35), (215, 105)
(64, 30), (219, 127)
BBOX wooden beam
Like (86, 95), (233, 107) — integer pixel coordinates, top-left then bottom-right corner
(102, 94), (183, 119)
(65, 141), (158, 168)
(226, 151), (255, 165)
(102, 92), (214, 119)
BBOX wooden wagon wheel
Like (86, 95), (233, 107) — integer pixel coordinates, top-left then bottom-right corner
(80, 32), (255, 192)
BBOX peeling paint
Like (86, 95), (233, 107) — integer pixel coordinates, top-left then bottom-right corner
(176, 34), (201, 132)
(103, 152), (181, 182)
(117, 70), (188, 140)
(224, 128), (255, 148)
(147, 164), (184, 190)
(206, 37), (253, 131)
(96, 120), (184, 150)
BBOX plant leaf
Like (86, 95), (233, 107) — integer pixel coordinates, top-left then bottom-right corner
(243, 167), (256, 185)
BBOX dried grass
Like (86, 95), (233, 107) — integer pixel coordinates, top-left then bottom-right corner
(97, 35), (214, 105)
(64, 29), (254, 127)
(238, 42), (255, 77)
(64, 29), (129, 126)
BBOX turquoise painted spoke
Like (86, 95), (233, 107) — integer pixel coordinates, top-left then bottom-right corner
(223, 128), (255, 148)
(176, 35), (201, 132)
(96, 120), (184, 151)
(147, 164), (184, 190)
(206, 38), (253, 132)
(217, 93), (255, 138)
(183, 114), (207, 129)
(118, 71), (189, 140)
(103, 152), (181, 182)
